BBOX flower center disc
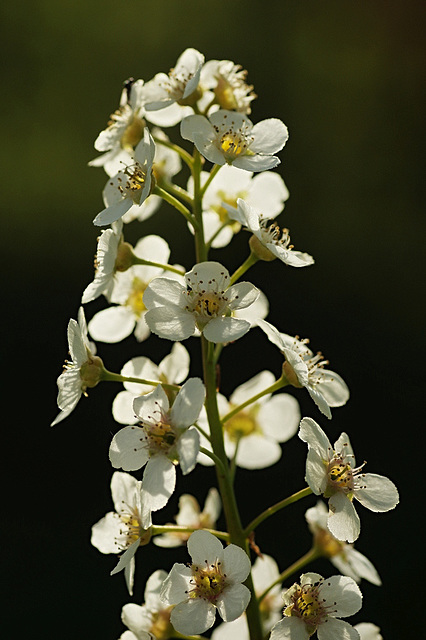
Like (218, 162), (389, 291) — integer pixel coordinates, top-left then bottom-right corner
(191, 564), (227, 602)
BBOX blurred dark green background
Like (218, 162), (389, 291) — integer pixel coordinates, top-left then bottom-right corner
(3, 1), (425, 639)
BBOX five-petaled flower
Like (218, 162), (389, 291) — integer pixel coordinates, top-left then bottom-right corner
(226, 198), (314, 267)
(299, 418), (399, 542)
(181, 109), (288, 172)
(270, 572), (363, 640)
(160, 530), (251, 636)
(143, 261), (259, 343)
(109, 379), (205, 528)
(258, 320), (349, 419)
(51, 307), (104, 425)
(93, 127), (155, 226)
(91, 471), (151, 595)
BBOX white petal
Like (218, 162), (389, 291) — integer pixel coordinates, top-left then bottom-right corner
(121, 603), (150, 636)
(226, 282), (259, 310)
(177, 427), (200, 475)
(233, 154), (280, 172)
(171, 378), (206, 428)
(315, 370), (350, 407)
(93, 197), (133, 226)
(318, 617), (360, 640)
(250, 118), (289, 154)
(222, 544), (251, 583)
(88, 307), (135, 343)
(188, 530), (224, 566)
(110, 538), (140, 575)
(328, 492), (361, 543)
(181, 114), (214, 142)
(354, 623), (382, 640)
(144, 306), (195, 341)
(133, 384), (169, 421)
(144, 568), (169, 610)
(354, 474), (399, 512)
(299, 418), (332, 460)
(342, 548), (382, 586)
(233, 435), (282, 469)
(230, 370), (275, 405)
(306, 384), (332, 419)
(216, 583), (251, 621)
(141, 455), (176, 515)
(319, 575), (362, 617)
(161, 563), (193, 604)
(121, 356), (159, 393)
(270, 617), (309, 640)
(258, 394), (300, 442)
(305, 449), (328, 495)
(143, 277), (186, 308)
(91, 512), (122, 554)
(109, 426), (150, 471)
(110, 471), (139, 513)
(203, 317), (250, 343)
(159, 342), (190, 384)
(170, 598), (216, 636)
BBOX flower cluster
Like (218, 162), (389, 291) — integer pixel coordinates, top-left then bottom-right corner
(52, 47), (398, 640)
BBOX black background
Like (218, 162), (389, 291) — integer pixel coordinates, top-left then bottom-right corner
(2, 2), (425, 638)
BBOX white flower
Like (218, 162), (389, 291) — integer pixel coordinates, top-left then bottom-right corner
(354, 623), (383, 640)
(160, 530), (251, 636)
(143, 261), (259, 343)
(143, 48), (205, 125)
(227, 198), (314, 267)
(91, 471), (151, 595)
(153, 488), (221, 548)
(187, 165), (289, 248)
(258, 320), (349, 419)
(270, 572), (363, 640)
(198, 371), (300, 470)
(109, 379), (205, 527)
(119, 569), (172, 640)
(87, 235), (173, 343)
(51, 307), (103, 425)
(200, 58), (256, 114)
(305, 501), (381, 585)
(181, 109), (288, 172)
(112, 342), (190, 425)
(299, 418), (399, 543)
(89, 78), (147, 177)
(93, 127), (155, 227)
(211, 554), (285, 640)
(81, 220), (127, 304)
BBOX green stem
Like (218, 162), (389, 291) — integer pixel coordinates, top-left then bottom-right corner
(100, 369), (179, 392)
(151, 524), (230, 542)
(221, 376), (288, 425)
(192, 149), (207, 262)
(161, 179), (194, 205)
(154, 185), (197, 229)
(244, 487), (313, 537)
(257, 547), (321, 603)
(131, 256), (185, 276)
(230, 251), (259, 285)
(199, 163), (221, 197)
(199, 446), (227, 475)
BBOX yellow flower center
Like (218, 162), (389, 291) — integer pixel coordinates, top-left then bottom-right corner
(126, 277), (147, 317)
(225, 408), (258, 442)
(190, 562), (227, 602)
(314, 528), (344, 558)
(121, 115), (145, 149)
(220, 132), (247, 158)
(150, 608), (173, 640)
(328, 461), (354, 489)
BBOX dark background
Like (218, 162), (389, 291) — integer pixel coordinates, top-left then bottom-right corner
(3, 1), (425, 638)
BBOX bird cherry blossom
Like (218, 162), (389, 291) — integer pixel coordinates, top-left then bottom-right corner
(227, 198), (314, 267)
(200, 58), (256, 114)
(258, 320), (349, 419)
(153, 488), (221, 548)
(87, 234), (174, 343)
(51, 307), (103, 425)
(143, 48), (205, 124)
(354, 623), (383, 640)
(299, 418), (399, 542)
(91, 471), (151, 595)
(305, 501), (381, 585)
(187, 165), (289, 248)
(93, 127), (155, 227)
(112, 342), (190, 425)
(119, 569), (172, 640)
(181, 109), (288, 172)
(109, 379), (205, 528)
(198, 370), (300, 469)
(160, 530), (251, 636)
(270, 572), (363, 640)
(143, 261), (259, 343)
